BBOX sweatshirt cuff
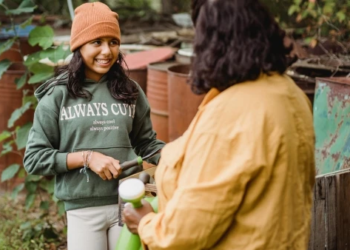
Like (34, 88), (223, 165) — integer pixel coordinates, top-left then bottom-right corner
(55, 152), (69, 174)
(138, 212), (157, 245)
(148, 153), (161, 166)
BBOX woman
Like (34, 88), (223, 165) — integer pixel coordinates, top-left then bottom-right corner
(123, 0), (315, 249)
(23, 2), (164, 250)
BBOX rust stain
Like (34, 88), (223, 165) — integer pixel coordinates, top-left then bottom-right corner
(331, 152), (341, 163)
(315, 77), (350, 174)
(341, 156), (350, 170)
(322, 120), (343, 150)
(321, 149), (328, 160)
(327, 83), (350, 110)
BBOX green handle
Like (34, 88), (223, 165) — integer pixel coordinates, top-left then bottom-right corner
(120, 156), (143, 171)
(122, 198), (143, 208)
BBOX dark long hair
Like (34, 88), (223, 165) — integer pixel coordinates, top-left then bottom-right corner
(190, 0), (295, 94)
(47, 51), (138, 104)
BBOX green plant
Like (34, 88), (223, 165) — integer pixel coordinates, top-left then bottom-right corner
(0, 0), (69, 246)
(287, 0), (350, 43)
(0, 193), (67, 249)
(112, 0), (158, 20)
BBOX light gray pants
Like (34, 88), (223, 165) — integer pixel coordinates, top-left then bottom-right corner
(67, 204), (122, 250)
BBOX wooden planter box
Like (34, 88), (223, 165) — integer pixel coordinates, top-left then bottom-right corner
(309, 171), (350, 250)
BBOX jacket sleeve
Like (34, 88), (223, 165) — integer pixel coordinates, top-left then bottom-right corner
(138, 131), (271, 250)
(23, 103), (68, 176)
(129, 87), (165, 165)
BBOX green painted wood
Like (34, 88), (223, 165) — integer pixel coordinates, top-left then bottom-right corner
(314, 78), (350, 175)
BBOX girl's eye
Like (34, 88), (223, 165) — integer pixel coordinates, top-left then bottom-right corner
(110, 40), (119, 46)
(92, 40), (101, 45)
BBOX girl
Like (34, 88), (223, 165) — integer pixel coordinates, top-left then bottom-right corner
(23, 2), (165, 250)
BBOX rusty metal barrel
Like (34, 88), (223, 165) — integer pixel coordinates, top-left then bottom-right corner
(0, 64), (33, 190)
(167, 64), (205, 142)
(147, 62), (178, 142)
(128, 68), (147, 94)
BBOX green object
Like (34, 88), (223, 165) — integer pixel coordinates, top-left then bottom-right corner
(138, 196), (158, 250)
(115, 192), (158, 250)
(145, 196), (158, 213)
(115, 179), (145, 250)
(122, 196), (143, 208)
(120, 156), (143, 171)
(314, 78), (350, 175)
(115, 227), (141, 250)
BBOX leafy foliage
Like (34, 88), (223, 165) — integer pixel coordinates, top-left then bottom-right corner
(288, 0), (350, 38)
(0, 59), (11, 78)
(261, 0), (350, 45)
(0, 194), (66, 249)
(28, 25), (54, 50)
(1, 164), (20, 182)
(0, 0), (69, 246)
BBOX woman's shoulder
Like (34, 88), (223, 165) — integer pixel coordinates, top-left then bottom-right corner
(217, 73), (299, 106)
(200, 74), (303, 128)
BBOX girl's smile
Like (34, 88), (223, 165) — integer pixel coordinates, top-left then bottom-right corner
(95, 58), (112, 67)
(80, 37), (120, 81)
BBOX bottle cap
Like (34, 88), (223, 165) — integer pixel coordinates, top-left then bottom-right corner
(119, 178), (145, 201)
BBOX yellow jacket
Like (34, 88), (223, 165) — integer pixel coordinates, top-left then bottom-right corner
(139, 74), (315, 250)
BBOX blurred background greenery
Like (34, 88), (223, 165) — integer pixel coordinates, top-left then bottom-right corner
(2, 0), (349, 43)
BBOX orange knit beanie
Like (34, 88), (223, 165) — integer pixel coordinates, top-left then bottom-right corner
(70, 2), (121, 52)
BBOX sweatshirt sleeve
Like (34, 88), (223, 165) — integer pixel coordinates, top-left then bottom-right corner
(138, 129), (273, 250)
(23, 103), (68, 176)
(129, 87), (165, 165)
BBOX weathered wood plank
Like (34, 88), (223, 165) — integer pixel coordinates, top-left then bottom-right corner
(325, 175), (337, 250)
(308, 186), (316, 250)
(314, 177), (326, 250)
(337, 173), (350, 250)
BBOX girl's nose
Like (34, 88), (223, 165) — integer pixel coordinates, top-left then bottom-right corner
(101, 43), (111, 55)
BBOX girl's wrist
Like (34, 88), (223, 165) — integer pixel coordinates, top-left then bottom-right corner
(80, 150), (93, 182)
(82, 150), (93, 168)
(66, 151), (90, 170)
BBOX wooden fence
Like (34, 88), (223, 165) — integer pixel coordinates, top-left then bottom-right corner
(309, 170), (350, 250)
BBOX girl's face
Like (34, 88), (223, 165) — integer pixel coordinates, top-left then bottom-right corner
(80, 37), (120, 82)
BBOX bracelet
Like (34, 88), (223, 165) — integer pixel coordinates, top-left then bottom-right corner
(80, 150), (93, 182)
(85, 150), (93, 168)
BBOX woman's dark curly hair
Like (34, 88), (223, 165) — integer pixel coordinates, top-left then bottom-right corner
(190, 0), (295, 94)
(45, 51), (138, 104)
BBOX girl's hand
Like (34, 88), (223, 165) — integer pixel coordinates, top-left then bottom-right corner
(88, 151), (121, 180)
(123, 199), (154, 234)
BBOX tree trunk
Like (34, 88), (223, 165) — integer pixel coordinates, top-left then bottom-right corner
(161, 0), (172, 15)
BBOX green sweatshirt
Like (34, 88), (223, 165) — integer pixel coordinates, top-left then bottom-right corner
(24, 74), (165, 211)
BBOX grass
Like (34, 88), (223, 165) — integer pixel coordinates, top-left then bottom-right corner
(0, 192), (67, 250)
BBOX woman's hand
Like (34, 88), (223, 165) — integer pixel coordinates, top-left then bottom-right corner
(88, 151), (121, 180)
(123, 199), (154, 234)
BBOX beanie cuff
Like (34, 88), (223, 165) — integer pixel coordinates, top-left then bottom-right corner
(70, 21), (121, 52)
